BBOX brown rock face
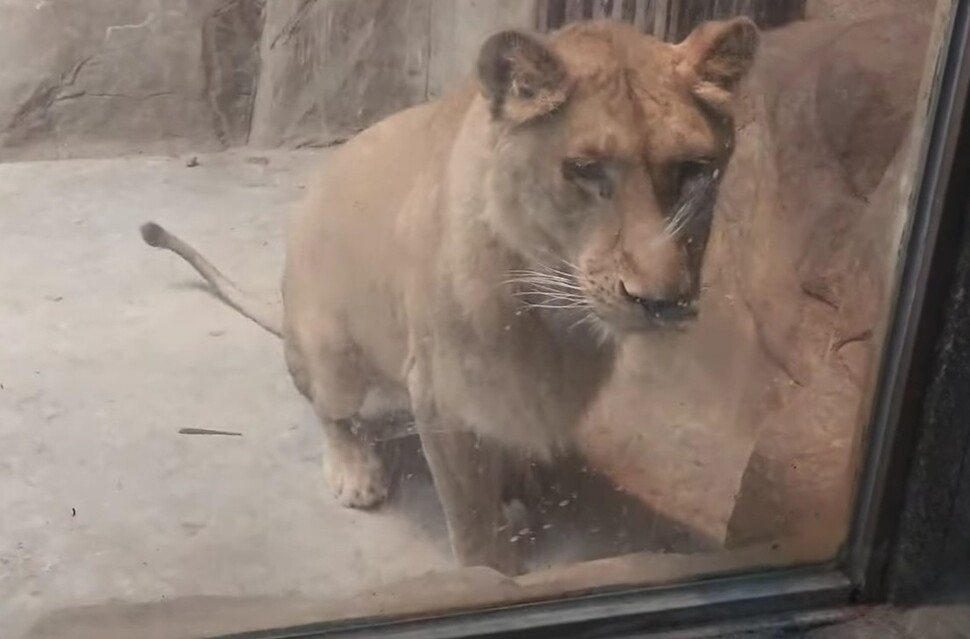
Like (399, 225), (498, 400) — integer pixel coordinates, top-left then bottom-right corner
(577, 14), (934, 551)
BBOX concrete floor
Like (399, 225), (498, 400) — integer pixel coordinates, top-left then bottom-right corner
(0, 150), (457, 638)
(0, 150), (718, 639)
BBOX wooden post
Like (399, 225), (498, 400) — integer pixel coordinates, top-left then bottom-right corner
(564, 0), (586, 22)
(666, 0), (806, 41)
(633, 0), (655, 34)
(536, 0), (806, 39)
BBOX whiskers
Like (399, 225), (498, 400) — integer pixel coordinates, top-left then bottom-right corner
(567, 310), (614, 346)
(502, 260), (596, 328)
(664, 168), (719, 238)
(504, 265), (588, 310)
(503, 261), (609, 341)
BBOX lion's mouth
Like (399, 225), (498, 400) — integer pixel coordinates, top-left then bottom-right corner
(616, 281), (699, 325)
(633, 298), (699, 324)
(645, 313), (698, 331)
(595, 301), (700, 335)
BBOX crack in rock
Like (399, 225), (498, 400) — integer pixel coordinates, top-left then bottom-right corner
(104, 14), (155, 40)
(53, 91), (179, 102)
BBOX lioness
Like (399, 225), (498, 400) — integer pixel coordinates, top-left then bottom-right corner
(141, 18), (758, 575)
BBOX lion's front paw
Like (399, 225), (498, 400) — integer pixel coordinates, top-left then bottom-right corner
(324, 442), (388, 509)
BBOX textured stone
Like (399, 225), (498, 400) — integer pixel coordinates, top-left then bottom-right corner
(249, 0), (432, 149)
(807, 0), (936, 21)
(724, 14), (934, 548)
(426, 0), (539, 101)
(576, 14), (934, 549)
(0, 0), (263, 161)
(250, 0), (537, 149)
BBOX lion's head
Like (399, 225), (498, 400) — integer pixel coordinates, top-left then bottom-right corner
(477, 18), (758, 334)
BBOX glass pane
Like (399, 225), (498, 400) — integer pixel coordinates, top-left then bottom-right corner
(0, 0), (955, 636)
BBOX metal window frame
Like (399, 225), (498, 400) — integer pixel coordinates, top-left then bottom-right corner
(220, 2), (970, 637)
(846, 0), (970, 599)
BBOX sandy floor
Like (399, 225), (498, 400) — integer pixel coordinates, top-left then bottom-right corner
(0, 150), (455, 638)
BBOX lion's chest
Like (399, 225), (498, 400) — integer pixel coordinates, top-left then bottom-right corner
(422, 310), (613, 459)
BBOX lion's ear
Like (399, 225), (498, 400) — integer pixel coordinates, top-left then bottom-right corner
(477, 30), (571, 124)
(676, 18), (759, 112)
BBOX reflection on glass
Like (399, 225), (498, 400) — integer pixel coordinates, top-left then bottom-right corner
(0, 0), (950, 636)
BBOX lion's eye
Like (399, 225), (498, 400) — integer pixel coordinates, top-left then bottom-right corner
(562, 158), (607, 183)
(671, 159), (716, 200)
(562, 158), (612, 198)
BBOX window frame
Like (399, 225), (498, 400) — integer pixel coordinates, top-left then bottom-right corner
(220, 2), (970, 637)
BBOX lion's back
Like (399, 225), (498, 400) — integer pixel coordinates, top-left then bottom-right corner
(282, 83), (479, 382)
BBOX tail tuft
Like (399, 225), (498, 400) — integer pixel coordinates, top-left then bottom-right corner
(138, 220), (283, 338)
(140, 221), (167, 248)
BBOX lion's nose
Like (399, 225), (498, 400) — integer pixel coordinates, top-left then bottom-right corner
(619, 281), (697, 321)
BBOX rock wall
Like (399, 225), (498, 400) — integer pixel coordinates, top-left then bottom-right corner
(578, 13), (935, 548)
(807, 0), (936, 20)
(0, 0), (263, 162)
(0, 0), (537, 160)
(249, 0), (433, 149)
(1, 0), (817, 161)
(250, 0), (536, 149)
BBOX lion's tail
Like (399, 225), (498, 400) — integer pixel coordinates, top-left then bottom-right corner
(140, 222), (283, 338)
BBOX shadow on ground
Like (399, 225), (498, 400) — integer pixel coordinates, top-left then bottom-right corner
(381, 432), (719, 573)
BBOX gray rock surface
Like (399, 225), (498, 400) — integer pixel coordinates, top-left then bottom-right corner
(249, 0), (537, 148)
(807, 0), (936, 20)
(0, 0), (537, 160)
(0, 0), (263, 162)
(250, 0), (434, 149)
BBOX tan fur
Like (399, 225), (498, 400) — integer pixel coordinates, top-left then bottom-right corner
(143, 18), (758, 575)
